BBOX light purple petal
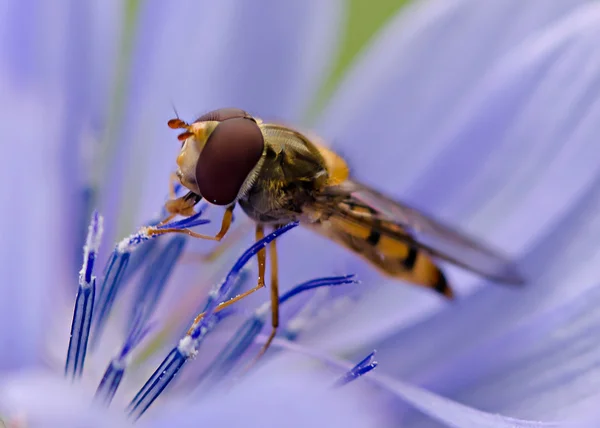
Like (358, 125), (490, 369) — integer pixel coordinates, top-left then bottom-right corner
(260, 337), (577, 428)
(145, 357), (383, 428)
(317, 0), (587, 188)
(67, 0), (124, 264)
(0, 0), (113, 368)
(96, 0), (343, 237)
(369, 373), (570, 428)
(410, 284), (600, 424)
(0, 74), (69, 370)
(286, 0), (592, 354)
(1, 0), (123, 264)
(1, 0), (71, 87)
(0, 371), (130, 427)
(368, 3), (600, 422)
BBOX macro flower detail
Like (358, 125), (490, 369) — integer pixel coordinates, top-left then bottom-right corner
(65, 210), (103, 379)
(49, 207), (375, 424)
(5, 0), (600, 427)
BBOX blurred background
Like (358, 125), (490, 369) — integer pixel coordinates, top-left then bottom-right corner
(4, 1), (600, 427)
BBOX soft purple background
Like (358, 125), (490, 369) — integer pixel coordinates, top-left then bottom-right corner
(2, 0), (600, 426)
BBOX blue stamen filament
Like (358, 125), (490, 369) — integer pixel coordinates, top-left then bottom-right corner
(68, 209), (367, 420)
(335, 351), (378, 387)
(201, 268), (250, 313)
(154, 205), (207, 230)
(127, 222), (298, 420)
(127, 236), (186, 332)
(65, 211), (103, 379)
(187, 222), (299, 338)
(198, 275), (358, 386)
(91, 212), (210, 347)
(127, 348), (188, 419)
(127, 311), (230, 420)
(279, 275), (357, 305)
(95, 359), (126, 406)
(121, 220), (161, 283)
(90, 251), (131, 348)
(95, 313), (154, 406)
(176, 268), (250, 340)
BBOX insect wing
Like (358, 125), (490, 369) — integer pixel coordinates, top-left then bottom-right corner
(322, 181), (524, 285)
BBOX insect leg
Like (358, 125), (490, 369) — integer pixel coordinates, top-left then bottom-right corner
(161, 190), (202, 224)
(256, 224), (267, 288)
(254, 230), (280, 360)
(239, 228), (280, 372)
(179, 220), (253, 264)
(168, 172), (179, 200)
(186, 224), (267, 331)
(155, 173), (186, 226)
(148, 204), (235, 241)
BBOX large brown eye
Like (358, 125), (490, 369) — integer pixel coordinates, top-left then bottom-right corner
(195, 108), (251, 123)
(196, 117), (264, 205)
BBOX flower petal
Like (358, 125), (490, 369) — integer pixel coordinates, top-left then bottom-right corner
(0, 371), (130, 427)
(318, 0), (587, 189)
(287, 0), (591, 354)
(369, 3), (600, 421)
(0, 73), (69, 370)
(255, 336), (577, 428)
(146, 356), (383, 428)
(369, 373), (571, 428)
(405, 284), (600, 424)
(1, 0), (124, 266)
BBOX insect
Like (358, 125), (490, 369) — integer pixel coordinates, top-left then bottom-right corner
(149, 107), (524, 359)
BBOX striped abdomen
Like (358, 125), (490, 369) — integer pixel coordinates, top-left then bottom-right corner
(306, 200), (454, 298)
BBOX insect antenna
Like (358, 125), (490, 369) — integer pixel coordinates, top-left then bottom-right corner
(167, 102), (190, 131)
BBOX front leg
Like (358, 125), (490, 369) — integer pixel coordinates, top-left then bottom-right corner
(253, 227), (280, 360)
(186, 223), (267, 330)
(162, 190), (202, 222)
(148, 203), (235, 240)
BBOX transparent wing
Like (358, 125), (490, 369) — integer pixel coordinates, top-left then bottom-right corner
(318, 180), (524, 285)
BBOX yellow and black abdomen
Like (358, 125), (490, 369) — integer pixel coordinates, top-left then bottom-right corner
(307, 201), (454, 299)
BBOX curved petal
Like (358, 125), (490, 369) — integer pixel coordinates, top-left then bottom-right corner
(252, 336), (576, 428)
(69, 0), (124, 266)
(404, 284), (600, 424)
(0, 74), (69, 370)
(317, 0), (587, 190)
(96, 0), (344, 237)
(378, 172), (600, 421)
(369, 373), (573, 428)
(0, 0), (123, 368)
(369, 3), (600, 421)
(290, 0), (590, 353)
(1, 0), (124, 267)
(0, 371), (130, 427)
(146, 357), (383, 428)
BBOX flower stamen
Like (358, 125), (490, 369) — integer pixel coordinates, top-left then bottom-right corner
(91, 212), (210, 347)
(65, 211), (103, 379)
(95, 313), (154, 406)
(127, 222), (298, 420)
(334, 350), (378, 387)
(127, 236), (187, 332)
(197, 275), (358, 387)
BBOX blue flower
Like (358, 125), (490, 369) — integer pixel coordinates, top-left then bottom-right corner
(2, 0), (600, 427)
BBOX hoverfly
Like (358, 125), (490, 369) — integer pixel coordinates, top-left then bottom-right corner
(149, 107), (523, 358)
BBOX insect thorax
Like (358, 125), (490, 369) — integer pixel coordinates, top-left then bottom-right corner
(237, 123), (330, 225)
(238, 163), (327, 225)
(237, 176), (315, 224)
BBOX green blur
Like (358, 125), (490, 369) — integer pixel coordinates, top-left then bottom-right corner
(309, 0), (410, 119)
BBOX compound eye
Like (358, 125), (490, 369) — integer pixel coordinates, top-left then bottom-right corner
(195, 108), (251, 123)
(196, 117), (264, 205)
